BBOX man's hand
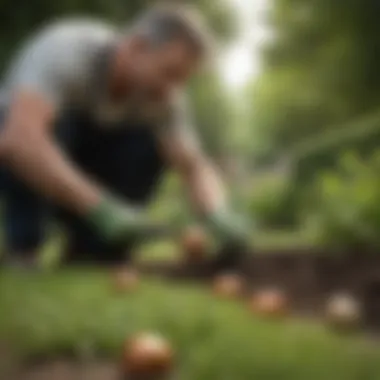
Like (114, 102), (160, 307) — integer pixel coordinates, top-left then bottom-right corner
(157, 94), (252, 270)
(85, 194), (171, 243)
(205, 208), (251, 248)
(204, 208), (252, 272)
(211, 240), (250, 272)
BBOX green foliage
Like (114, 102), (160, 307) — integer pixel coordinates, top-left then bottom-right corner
(189, 72), (234, 156)
(149, 173), (190, 226)
(293, 110), (380, 182)
(304, 151), (380, 250)
(249, 175), (298, 229)
(249, 0), (380, 161)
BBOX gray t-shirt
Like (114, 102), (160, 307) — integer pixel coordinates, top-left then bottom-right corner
(1, 19), (117, 118)
(0, 18), (199, 148)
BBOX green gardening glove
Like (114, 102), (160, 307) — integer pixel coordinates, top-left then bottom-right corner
(205, 208), (251, 245)
(85, 194), (168, 243)
(204, 208), (252, 271)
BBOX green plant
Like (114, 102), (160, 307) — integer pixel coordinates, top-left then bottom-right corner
(304, 150), (380, 250)
(249, 175), (299, 229)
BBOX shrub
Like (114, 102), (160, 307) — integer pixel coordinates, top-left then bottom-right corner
(304, 151), (380, 250)
(249, 174), (299, 229)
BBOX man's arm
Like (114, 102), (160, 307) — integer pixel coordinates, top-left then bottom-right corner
(159, 123), (226, 216)
(0, 30), (105, 215)
(0, 90), (101, 215)
(157, 94), (227, 215)
(0, 34), (161, 242)
(158, 111), (250, 246)
(0, 90), (162, 241)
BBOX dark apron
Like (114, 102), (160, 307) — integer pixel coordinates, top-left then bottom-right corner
(0, 109), (166, 264)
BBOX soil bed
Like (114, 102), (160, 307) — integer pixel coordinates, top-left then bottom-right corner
(2, 359), (120, 380)
(138, 249), (380, 330)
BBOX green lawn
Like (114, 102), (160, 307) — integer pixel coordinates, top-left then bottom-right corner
(136, 239), (180, 262)
(0, 270), (380, 380)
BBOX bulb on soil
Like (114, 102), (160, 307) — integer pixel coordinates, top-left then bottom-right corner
(112, 267), (140, 293)
(325, 293), (362, 332)
(122, 332), (174, 379)
(181, 226), (208, 263)
(213, 273), (245, 299)
(249, 288), (288, 318)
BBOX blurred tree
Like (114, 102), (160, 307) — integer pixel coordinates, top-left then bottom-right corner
(249, 0), (380, 161)
(189, 72), (234, 157)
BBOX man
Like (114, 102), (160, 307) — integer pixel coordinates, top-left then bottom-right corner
(0, 5), (250, 267)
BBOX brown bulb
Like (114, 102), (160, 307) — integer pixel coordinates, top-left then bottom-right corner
(181, 226), (208, 262)
(122, 333), (174, 378)
(213, 273), (245, 299)
(249, 288), (288, 318)
(112, 268), (139, 293)
(325, 293), (361, 332)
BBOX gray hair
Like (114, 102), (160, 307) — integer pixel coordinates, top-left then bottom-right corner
(130, 3), (214, 59)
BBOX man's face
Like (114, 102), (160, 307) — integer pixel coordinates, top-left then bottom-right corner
(126, 38), (200, 102)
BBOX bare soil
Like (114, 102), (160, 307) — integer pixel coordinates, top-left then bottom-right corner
(2, 360), (175, 380)
(1, 360), (122, 380)
(138, 249), (380, 331)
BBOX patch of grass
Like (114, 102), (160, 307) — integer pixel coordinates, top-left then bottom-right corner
(136, 239), (180, 263)
(254, 229), (320, 251)
(0, 270), (380, 379)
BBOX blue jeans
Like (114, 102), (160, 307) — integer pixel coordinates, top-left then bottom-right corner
(0, 110), (166, 264)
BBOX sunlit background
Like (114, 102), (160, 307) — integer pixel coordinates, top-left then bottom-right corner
(221, 0), (269, 89)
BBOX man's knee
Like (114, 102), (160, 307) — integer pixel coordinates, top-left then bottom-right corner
(2, 174), (49, 254)
(4, 208), (47, 253)
(5, 230), (43, 253)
